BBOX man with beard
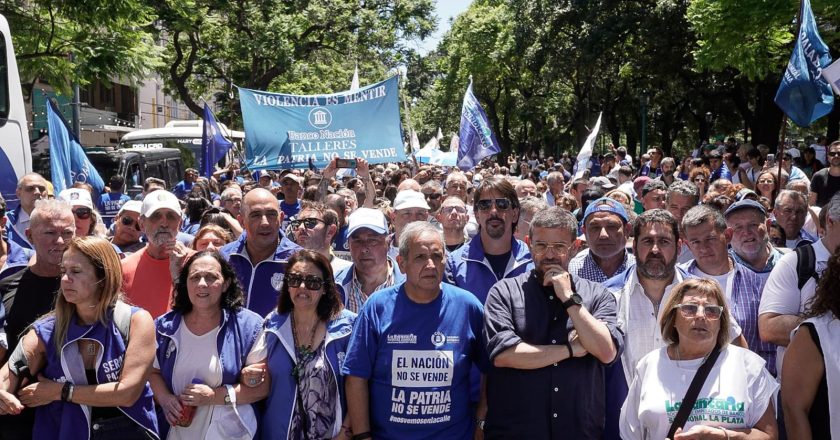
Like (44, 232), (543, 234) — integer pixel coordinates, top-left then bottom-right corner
(0, 198), (74, 439)
(725, 199), (784, 282)
(602, 209), (745, 439)
(121, 190), (184, 318)
(483, 207), (621, 439)
(291, 200), (350, 274)
(445, 177), (532, 304)
(568, 198), (634, 283)
(219, 188), (302, 316)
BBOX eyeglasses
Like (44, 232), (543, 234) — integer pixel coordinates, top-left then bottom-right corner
(285, 273), (324, 290)
(674, 303), (724, 320)
(441, 206), (467, 215)
(447, 183), (468, 190)
(290, 218), (324, 229)
(530, 241), (570, 256)
(73, 208), (92, 220)
(424, 193), (442, 200)
(475, 198), (512, 211)
(120, 215), (141, 231)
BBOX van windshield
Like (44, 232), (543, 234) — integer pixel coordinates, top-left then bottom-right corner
(118, 137), (201, 169)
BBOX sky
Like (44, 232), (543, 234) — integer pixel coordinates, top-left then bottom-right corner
(413, 0), (473, 55)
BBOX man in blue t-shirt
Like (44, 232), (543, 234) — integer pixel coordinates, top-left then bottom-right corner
(278, 171), (302, 229)
(344, 222), (488, 440)
(171, 168), (198, 200)
(98, 175), (130, 227)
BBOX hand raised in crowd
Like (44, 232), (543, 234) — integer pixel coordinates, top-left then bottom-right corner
(158, 391), (185, 426)
(180, 381), (216, 407)
(240, 362), (267, 388)
(0, 389), (24, 415)
(169, 240), (194, 281)
(17, 375), (61, 408)
(322, 157), (339, 180)
(357, 158), (371, 179)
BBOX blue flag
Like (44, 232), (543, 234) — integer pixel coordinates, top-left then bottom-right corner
(46, 99), (104, 194)
(201, 103), (235, 178)
(458, 79), (500, 171)
(774, 0), (834, 127)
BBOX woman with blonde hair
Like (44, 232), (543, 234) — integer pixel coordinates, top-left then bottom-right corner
(621, 278), (777, 439)
(0, 236), (159, 439)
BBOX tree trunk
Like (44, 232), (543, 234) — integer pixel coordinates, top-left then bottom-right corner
(749, 78), (784, 152)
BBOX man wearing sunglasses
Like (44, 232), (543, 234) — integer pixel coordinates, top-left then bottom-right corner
(290, 201), (350, 274)
(809, 140), (840, 207)
(5, 173), (49, 250)
(483, 207), (620, 438)
(446, 177), (532, 305)
(109, 200), (145, 257)
(679, 205), (774, 375)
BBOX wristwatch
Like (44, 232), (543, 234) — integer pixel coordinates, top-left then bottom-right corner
(562, 293), (583, 309)
(224, 384), (236, 406)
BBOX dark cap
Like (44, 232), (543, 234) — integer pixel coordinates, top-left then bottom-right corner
(724, 199), (767, 218)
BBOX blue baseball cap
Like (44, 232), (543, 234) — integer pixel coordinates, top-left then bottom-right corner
(582, 197), (629, 224)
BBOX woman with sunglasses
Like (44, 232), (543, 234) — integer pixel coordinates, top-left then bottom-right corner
(58, 188), (107, 238)
(260, 250), (356, 440)
(620, 279), (778, 439)
(150, 251), (268, 439)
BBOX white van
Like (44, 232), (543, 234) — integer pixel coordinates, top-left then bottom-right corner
(0, 14), (30, 210)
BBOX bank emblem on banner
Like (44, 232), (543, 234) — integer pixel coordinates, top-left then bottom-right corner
(238, 76), (406, 169)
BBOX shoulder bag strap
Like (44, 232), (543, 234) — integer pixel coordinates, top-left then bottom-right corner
(666, 346), (722, 438)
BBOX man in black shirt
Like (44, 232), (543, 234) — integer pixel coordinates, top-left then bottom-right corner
(810, 140), (840, 207)
(0, 198), (74, 440)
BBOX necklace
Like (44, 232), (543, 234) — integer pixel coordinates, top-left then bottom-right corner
(290, 312), (319, 379)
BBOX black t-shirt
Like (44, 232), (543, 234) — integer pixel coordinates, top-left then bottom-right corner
(809, 168), (840, 207)
(446, 242), (465, 253)
(800, 323), (830, 439)
(485, 251), (511, 280)
(0, 268), (61, 359)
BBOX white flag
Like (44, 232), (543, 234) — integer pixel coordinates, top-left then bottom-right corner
(574, 113), (602, 179)
(423, 136), (439, 151)
(449, 133), (459, 152)
(350, 64), (360, 91)
(436, 127), (444, 141)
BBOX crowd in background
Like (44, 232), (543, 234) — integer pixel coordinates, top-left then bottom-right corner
(0, 134), (838, 439)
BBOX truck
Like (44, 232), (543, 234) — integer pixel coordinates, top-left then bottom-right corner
(0, 14), (33, 210)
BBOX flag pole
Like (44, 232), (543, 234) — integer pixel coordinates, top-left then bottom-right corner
(777, 0), (804, 187)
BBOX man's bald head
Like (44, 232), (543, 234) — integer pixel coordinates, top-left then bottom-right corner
(242, 188), (279, 216)
(398, 178), (422, 192)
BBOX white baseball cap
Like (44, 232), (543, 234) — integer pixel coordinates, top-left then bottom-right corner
(393, 190), (430, 211)
(347, 208), (389, 236)
(58, 188), (93, 210)
(142, 190), (181, 217)
(117, 200), (142, 216)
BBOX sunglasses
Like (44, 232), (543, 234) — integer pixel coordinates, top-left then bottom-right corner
(828, 152), (840, 158)
(285, 273), (324, 290)
(73, 208), (92, 219)
(475, 198), (512, 211)
(120, 215), (141, 231)
(424, 193), (442, 200)
(674, 303), (723, 320)
(290, 218), (324, 229)
(441, 206), (467, 215)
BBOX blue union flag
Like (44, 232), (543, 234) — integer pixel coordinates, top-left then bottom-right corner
(774, 0), (834, 127)
(457, 79), (500, 171)
(47, 98), (104, 194)
(201, 103), (235, 178)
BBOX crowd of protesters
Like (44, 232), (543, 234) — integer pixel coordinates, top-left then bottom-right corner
(0, 134), (838, 439)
